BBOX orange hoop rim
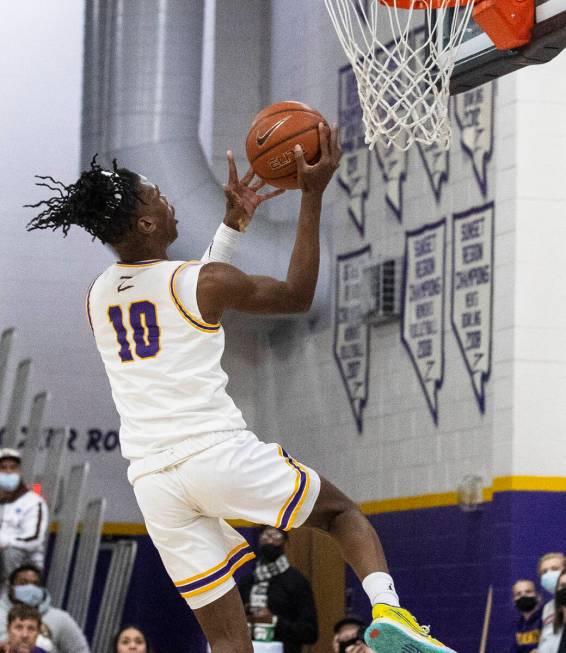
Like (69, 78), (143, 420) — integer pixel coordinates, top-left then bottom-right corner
(378, 0), (475, 9)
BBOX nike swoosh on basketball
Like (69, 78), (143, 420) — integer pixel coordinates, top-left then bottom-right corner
(256, 117), (291, 146)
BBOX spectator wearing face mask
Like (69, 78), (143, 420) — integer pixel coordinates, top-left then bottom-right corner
(238, 526), (318, 653)
(0, 450), (48, 582)
(537, 567), (566, 653)
(511, 579), (542, 653)
(0, 564), (89, 653)
(539, 553), (566, 643)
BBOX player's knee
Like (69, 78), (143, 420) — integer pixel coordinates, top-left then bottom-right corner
(310, 493), (360, 532)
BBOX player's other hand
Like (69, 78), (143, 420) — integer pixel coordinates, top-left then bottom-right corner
(223, 151), (285, 232)
(294, 123), (341, 195)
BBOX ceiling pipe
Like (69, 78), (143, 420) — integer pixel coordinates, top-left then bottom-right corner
(81, 0), (330, 323)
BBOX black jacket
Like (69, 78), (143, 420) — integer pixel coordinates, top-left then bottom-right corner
(239, 567), (319, 653)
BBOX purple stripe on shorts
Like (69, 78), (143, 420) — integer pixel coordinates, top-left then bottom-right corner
(177, 545), (253, 594)
(279, 454), (307, 531)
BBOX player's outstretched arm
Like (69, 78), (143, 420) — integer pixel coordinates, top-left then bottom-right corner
(197, 124), (341, 320)
(200, 151), (285, 264)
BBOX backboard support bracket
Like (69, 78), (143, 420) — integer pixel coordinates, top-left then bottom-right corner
(474, 0), (535, 49)
(451, 7), (566, 93)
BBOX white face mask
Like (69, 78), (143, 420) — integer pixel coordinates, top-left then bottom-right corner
(13, 584), (44, 607)
(0, 473), (20, 492)
(541, 569), (561, 594)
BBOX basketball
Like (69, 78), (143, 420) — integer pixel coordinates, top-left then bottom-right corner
(246, 101), (328, 190)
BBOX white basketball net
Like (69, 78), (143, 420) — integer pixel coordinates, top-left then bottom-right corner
(324, 0), (475, 151)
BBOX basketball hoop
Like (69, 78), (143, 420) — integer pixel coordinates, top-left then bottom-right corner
(325, 0), (476, 150)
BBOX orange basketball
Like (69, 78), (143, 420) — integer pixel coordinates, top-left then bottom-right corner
(246, 101), (328, 190)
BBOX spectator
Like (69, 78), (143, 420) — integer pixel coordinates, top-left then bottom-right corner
(0, 604), (47, 653)
(539, 553), (566, 642)
(0, 449), (48, 582)
(538, 567), (566, 653)
(0, 564), (89, 653)
(238, 526), (318, 653)
(332, 616), (369, 653)
(511, 579), (542, 652)
(112, 625), (153, 653)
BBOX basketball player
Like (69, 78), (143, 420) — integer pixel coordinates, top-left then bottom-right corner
(26, 124), (454, 653)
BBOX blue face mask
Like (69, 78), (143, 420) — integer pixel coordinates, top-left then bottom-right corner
(541, 569), (561, 595)
(0, 473), (20, 492)
(13, 584), (44, 607)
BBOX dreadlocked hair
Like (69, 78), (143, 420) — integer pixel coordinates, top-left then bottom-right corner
(25, 155), (143, 244)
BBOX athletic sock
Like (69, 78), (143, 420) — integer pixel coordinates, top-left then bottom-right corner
(362, 571), (400, 608)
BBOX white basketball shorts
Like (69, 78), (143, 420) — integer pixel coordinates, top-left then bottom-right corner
(132, 430), (321, 609)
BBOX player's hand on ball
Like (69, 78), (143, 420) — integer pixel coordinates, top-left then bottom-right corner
(294, 123), (341, 194)
(223, 151), (285, 232)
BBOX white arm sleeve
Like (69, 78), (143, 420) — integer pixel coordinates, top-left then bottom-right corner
(200, 223), (242, 264)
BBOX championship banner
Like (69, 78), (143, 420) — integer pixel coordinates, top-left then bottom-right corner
(454, 82), (494, 197)
(418, 141), (449, 204)
(373, 38), (409, 222)
(401, 220), (446, 423)
(415, 28), (449, 205)
(334, 247), (371, 433)
(451, 203), (494, 412)
(337, 64), (370, 236)
(375, 140), (408, 222)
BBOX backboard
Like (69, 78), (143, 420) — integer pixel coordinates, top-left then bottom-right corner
(450, 0), (566, 94)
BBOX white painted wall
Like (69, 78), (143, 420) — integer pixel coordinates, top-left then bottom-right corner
(511, 58), (566, 475)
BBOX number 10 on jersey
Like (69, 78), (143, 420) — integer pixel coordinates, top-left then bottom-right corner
(108, 301), (160, 362)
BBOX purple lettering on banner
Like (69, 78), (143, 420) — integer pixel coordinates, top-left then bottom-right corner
(337, 65), (370, 236)
(454, 83), (495, 197)
(334, 247), (372, 433)
(451, 203), (494, 412)
(401, 220), (446, 424)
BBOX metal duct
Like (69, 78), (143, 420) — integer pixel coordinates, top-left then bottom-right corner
(81, 0), (329, 320)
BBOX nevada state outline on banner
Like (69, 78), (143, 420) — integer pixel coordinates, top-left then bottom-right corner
(337, 64), (370, 236)
(454, 83), (494, 197)
(415, 28), (449, 205)
(334, 247), (371, 433)
(401, 220), (446, 423)
(451, 203), (494, 412)
(375, 143), (408, 222)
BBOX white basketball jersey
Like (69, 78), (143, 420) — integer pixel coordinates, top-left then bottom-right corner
(87, 259), (246, 459)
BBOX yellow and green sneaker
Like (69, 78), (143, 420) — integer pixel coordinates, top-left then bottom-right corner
(364, 604), (457, 652)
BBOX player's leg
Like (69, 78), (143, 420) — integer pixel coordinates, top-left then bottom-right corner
(303, 475), (389, 582)
(131, 466), (255, 653)
(303, 475), (455, 653)
(181, 432), (455, 652)
(193, 586), (253, 653)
